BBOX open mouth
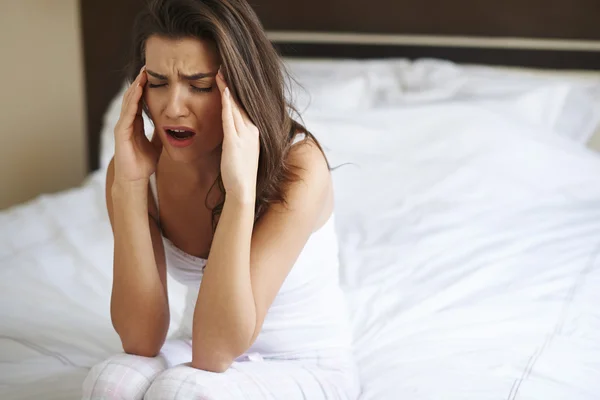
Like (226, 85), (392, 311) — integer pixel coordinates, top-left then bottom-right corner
(166, 128), (196, 140)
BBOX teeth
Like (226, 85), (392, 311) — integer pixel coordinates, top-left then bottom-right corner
(166, 128), (195, 141)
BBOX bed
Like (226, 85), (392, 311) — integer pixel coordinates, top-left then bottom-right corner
(2, 0), (600, 399)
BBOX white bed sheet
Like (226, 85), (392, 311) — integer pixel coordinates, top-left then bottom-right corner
(3, 60), (600, 399)
(306, 104), (600, 399)
(0, 174), (188, 399)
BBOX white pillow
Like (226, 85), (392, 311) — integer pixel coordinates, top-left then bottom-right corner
(98, 58), (600, 170)
(468, 84), (600, 144)
(286, 57), (600, 144)
(283, 58), (373, 113)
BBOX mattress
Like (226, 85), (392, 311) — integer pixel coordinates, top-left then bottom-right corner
(2, 58), (600, 399)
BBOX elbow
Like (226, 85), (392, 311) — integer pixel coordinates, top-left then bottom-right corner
(190, 317), (257, 372)
(191, 344), (243, 373)
(122, 341), (162, 358)
(191, 357), (233, 373)
(119, 330), (166, 358)
(112, 316), (169, 358)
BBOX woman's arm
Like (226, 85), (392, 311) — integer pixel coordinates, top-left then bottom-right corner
(107, 67), (168, 357)
(192, 140), (331, 372)
(192, 72), (331, 372)
(107, 158), (170, 357)
(192, 193), (255, 371)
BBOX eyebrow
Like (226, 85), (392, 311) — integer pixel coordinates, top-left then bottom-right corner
(146, 69), (216, 80)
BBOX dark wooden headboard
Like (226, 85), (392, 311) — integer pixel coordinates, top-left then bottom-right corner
(80, 0), (600, 172)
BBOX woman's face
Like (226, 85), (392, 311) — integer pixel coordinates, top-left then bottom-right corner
(143, 35), (222, 163)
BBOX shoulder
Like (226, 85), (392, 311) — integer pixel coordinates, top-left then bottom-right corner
(287, 135), (330, 189)
(250, 135), (332, 262)
(279, 135), (333, 227)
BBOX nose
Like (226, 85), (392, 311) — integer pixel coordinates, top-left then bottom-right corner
(164, 85), (189, 120)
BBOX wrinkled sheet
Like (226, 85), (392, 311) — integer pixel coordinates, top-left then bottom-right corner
(2, 63), (600, 399)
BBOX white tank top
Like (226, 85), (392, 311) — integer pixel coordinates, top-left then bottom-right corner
(148, 135), (353, 356)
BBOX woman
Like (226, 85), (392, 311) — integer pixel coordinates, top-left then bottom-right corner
(82, 0), (359, 398)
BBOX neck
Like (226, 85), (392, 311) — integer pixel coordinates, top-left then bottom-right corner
(158, 147), (222, 193)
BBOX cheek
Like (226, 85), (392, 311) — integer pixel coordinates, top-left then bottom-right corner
(196, 94), (223, 126)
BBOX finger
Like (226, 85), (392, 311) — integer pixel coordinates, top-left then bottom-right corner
(137, 66), (148, 88)
(120, 89), (134, 118)
(121, 66), (146, 116)
(221, 87), (236, 138)
(232, 95), (251, 127)
(215, 65), (227, 95)
(230, 96), (245, 135)
(126, 70), (147, 119)
(121, 88), (141, 127)
(123, 67), (144, 100)
(135, 72), (148, 117)
(216, 67), (237, 137)
(132, 113), (145, 140)
(215, 67), (251, 133)
(119, 79), (147, 133)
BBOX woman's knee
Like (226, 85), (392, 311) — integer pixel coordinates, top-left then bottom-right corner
(82, 353), (168, 400)
(144, 365), (222, 400)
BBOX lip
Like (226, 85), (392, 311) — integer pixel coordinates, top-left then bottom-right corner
(163, 125), (197, 148)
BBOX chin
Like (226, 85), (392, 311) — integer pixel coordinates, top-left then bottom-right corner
(163, 146), (200, 163)
(162, 141), (221, 165)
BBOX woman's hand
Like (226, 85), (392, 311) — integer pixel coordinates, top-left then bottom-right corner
(113, 66), (162, 186)
(215, 67), (260, 204)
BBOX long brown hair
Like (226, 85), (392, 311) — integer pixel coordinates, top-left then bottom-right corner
(127, 0), (326, 227)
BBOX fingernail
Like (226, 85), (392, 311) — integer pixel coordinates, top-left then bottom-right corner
(140, 65), (146, 73)
(224, 87), (229, 97)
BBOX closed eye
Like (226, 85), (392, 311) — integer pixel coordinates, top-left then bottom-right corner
(191, 85), (212, 93)
(147, 83), (212, 93)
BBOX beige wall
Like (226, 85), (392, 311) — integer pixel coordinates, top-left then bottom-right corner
(0, 0), (86, 210)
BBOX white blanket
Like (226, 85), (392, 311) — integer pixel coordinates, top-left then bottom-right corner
(306, 103), (600, 399)
(2, 59), (600, 399)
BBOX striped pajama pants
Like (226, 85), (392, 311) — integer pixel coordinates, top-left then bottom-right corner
(82, 339), (360, 399)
